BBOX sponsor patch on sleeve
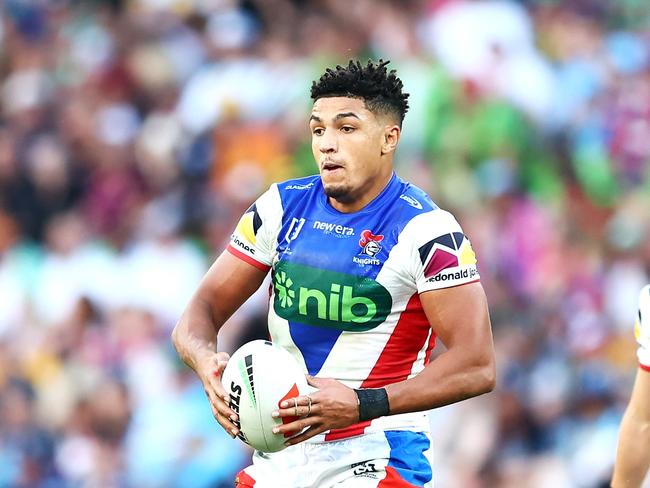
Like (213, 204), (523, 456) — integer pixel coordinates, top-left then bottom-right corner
(418, 232), (480, 290)
(234, 203), (262, 246)
(228, 202), (271, 271)
(636, 285), (650, 369)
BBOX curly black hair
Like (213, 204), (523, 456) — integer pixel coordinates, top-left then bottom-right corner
(310, 59), (410, 126)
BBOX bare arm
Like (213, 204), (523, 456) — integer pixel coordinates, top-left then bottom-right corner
(386, 281), (496, 413)
(172, 250), (267, 369)
(172, 250), (268, 435)
(612, 368), (650, 488)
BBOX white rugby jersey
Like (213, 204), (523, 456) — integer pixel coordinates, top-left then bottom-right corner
(635, 284), (650, 371)
(227, 173), (480, 441)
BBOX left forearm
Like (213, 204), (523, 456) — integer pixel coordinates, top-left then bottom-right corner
(385, 348), (495, 415)
(613, 369), (650, 487)
(613, 409), (650, 487)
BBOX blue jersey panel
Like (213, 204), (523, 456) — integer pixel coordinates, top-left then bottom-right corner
(275, 173), (437, 280)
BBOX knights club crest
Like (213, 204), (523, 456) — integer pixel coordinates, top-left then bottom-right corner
(358, 230), (384, 257)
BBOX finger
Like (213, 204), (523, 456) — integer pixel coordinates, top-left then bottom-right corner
(217, 398), (238, 421)
(271, 417), (318, 436)
(278, 395), (312, 409)
(206, 382), (238, 419)
(272, 402), (318, 419)
(204, 389), (239, 436)
(306, 375), (328, 388)
(215, 412), (239, 438)
(210, 403), (238, 438)
(210, 378), (232, 404)
(284, 424), (328, 446)
(215, 351), (231, 362)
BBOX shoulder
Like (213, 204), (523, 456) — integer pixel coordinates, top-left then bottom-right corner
(276, 175), (321, 194)
(387, 177), (467, 245)
(272, 175), (322, 209)
(393, 177), (438, 215)
(252, 176), (320, 211)
(393, 178), (462, 238)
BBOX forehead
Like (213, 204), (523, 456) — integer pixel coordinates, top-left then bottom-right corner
(310, 97), (372, 120)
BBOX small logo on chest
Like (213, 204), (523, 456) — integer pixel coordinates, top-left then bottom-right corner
(353, 230), (384, 266)
(359, 230), (383, 256)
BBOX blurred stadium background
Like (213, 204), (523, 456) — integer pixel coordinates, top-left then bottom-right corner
(0, 0), (649, 486)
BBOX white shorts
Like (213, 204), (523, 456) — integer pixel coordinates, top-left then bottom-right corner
(235, 430), (434, 488)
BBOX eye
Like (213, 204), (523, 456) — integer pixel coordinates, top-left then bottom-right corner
(312, 127), (324, 136)
(341, 126), (355, 133)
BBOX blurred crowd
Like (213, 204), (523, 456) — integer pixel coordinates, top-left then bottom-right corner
(0, 0), (649, 486)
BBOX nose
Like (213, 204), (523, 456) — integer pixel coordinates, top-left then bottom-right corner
(318, 128), (337, 154)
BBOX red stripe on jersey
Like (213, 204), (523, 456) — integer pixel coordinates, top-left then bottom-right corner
(361, 293), (433, 388)
(226, 244), (271, 272)
(235, 470), (256, 487)
(640, 362), (650, 373)
(378, 466), (420, 487)
(324, 420), (372, 441)
(323, 295), (432, 441)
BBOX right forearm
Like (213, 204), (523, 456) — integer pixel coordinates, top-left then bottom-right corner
(172, 250), (268, 375)
(172, 294), (224, 373)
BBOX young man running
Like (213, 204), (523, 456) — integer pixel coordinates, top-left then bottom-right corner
(173, 60), (495, 487)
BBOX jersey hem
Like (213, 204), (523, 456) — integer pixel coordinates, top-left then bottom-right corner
(418, 278), (481, 293)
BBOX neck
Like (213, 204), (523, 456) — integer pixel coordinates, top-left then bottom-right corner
(328, 169), (394, 213)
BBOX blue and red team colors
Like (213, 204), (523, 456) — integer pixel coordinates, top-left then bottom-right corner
(228, 173), (480, 487)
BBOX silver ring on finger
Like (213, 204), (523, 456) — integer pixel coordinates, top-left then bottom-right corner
(306, 396), (312, 416)
(293, 397), (299, 417)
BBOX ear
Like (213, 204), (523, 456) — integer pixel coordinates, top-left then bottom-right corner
(381, 125), (401, 155)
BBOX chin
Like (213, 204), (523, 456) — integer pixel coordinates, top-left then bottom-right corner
(323, 186), (355, 203)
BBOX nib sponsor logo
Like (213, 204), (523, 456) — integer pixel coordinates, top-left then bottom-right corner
(272, 261), (392, 331)
(274, 271), (295, 308)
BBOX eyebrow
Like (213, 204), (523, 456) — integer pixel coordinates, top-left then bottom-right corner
(309, 112), (361, 123)
(334, 112), (360, 121)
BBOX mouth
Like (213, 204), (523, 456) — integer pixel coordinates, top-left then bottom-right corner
(322, 160), (344, 172)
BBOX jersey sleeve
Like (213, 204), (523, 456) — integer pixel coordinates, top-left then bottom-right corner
(226, 184), (282, 272)
(408, 210), (481, 293)
(635, 285), (650, 371)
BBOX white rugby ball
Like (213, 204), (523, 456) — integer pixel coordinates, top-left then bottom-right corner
(222, 340), (308, 452)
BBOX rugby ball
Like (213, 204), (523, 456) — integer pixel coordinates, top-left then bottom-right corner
(222, 340), (309, 452)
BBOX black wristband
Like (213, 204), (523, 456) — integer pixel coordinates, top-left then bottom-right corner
(354, 388), (390, 422)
